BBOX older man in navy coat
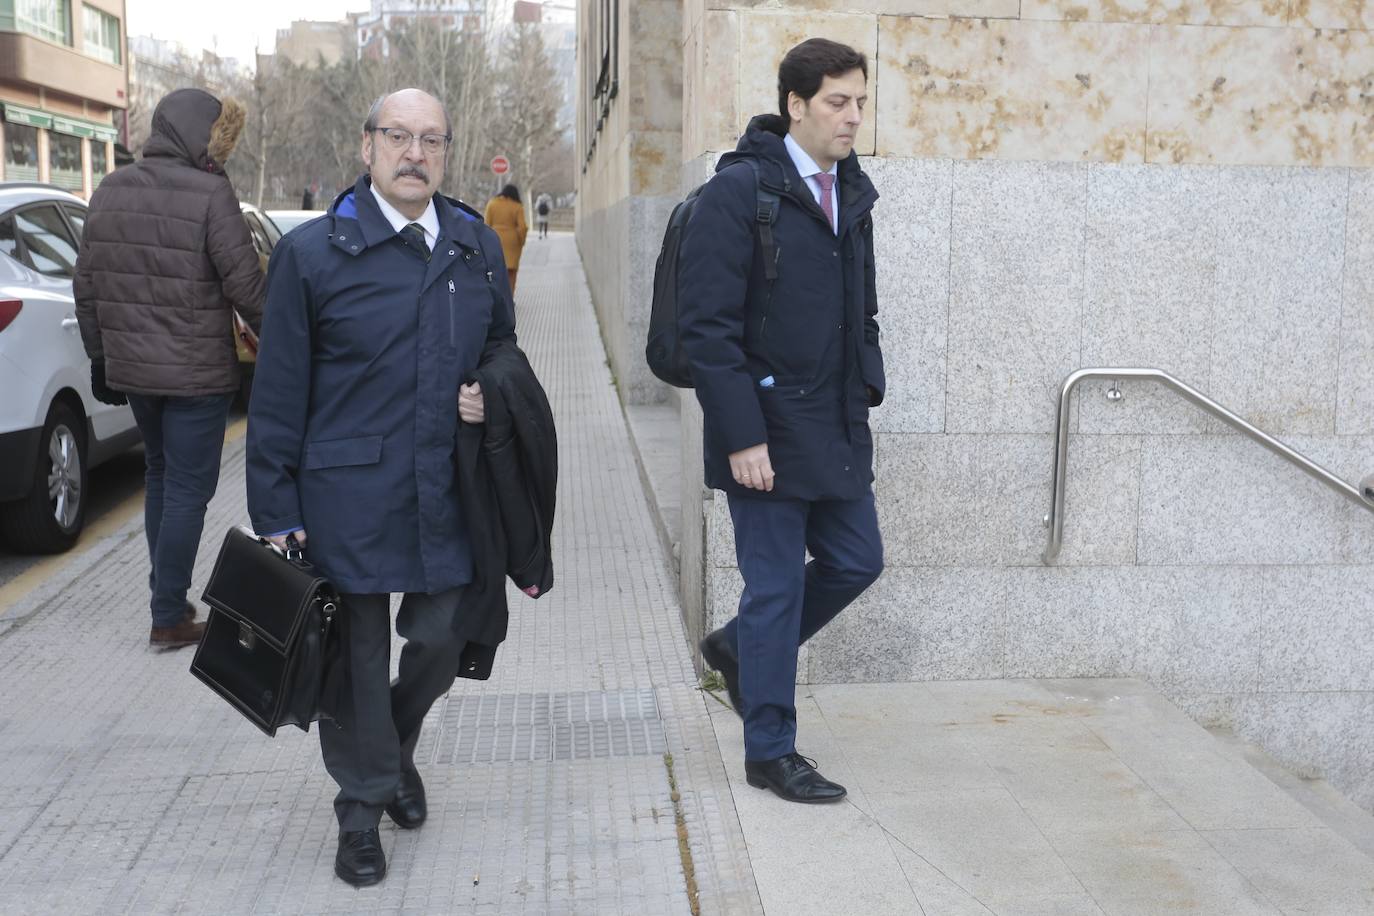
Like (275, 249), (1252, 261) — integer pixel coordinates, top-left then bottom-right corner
(246, 89), (516, 886)
(680, 40), (885, 804)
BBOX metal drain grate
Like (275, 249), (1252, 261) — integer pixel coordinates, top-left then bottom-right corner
(431, 689), (667, 764)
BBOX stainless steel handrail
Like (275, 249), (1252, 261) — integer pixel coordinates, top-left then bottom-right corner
(1043, 368), (1374, 564)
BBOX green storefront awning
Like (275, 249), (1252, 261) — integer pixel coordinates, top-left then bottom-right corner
(52, 116), (97, 139)
(53, 116), (117, 143)
(3, 104), (53, 129)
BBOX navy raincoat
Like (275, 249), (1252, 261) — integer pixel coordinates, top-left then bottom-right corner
(678, 114), (884, 502)
(246, 176), (516, 594)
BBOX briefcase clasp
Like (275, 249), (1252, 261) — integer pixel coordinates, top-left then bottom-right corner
(238, 622), (257, 651)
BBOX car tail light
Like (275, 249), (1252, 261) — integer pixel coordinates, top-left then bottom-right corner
(0, 300), (20, 334)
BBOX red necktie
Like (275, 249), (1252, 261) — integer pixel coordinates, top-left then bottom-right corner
(813, 172), (835, 234)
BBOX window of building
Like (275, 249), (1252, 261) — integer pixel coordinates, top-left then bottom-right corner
(48, 131), (83, 192)
(89, 140), (108, 186)
(15, 0), (72, 45)
(4, 123), (40, 182)
(14, 205), (80, 278)
(81, 4), (119, 64)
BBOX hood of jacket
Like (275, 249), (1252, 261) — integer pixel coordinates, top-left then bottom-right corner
(142, 88), (244, 173)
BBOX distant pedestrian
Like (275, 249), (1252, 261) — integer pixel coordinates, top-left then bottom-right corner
(74, 88), (266, 650)
(247, 88), (521, 889)
(484, 183), (528, 293)
(301, 186), (315, 209)
(535, 192), (552, 239)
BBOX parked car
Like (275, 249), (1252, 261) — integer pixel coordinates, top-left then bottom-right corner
(0, 182), (141, 553)
(265, 209), (320, 234)
(235, 203), (280, 407)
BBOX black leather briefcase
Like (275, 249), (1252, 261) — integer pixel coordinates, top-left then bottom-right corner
(191, 526), (342, 737)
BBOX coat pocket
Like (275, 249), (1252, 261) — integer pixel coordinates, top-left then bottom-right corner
(303, 435), (384, 470)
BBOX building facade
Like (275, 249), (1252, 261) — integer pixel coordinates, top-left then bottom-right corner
(353, 0), (486, 59)
(577, 0), (1374, 811)
(0, 0), (126, 196)
(273, 19), (353, 69)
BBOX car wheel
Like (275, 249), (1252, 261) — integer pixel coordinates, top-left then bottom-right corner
(0, 401), (89, 554)
(238, 366), (254, 411)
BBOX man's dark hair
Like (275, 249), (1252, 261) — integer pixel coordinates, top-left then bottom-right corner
(777, 38), (868, 120)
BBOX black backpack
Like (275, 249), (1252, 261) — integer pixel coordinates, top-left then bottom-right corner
(645, 159), (778, 388)
(537, 200), (549, 216)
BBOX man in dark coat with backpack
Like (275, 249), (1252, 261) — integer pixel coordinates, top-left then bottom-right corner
(678, 39), (885, 804)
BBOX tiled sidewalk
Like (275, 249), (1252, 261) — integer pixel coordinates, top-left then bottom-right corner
(0, 234), (761, 915)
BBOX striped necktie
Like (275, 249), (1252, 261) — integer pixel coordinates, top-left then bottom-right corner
(400, 222), (430, 262)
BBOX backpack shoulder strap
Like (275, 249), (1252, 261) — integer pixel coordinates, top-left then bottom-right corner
(743, 159), (781, 282)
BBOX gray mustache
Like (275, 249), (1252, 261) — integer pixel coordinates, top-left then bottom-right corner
(394, 165), (429, 182)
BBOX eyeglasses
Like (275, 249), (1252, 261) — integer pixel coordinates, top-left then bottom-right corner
(371, 127), (451, 155)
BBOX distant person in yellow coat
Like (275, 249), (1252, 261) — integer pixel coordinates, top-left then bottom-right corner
(484, 183), (528, 294)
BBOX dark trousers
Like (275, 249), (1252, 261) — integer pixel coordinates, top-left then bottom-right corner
(127, 393), (233, 628)
(322, 588), (467, 830)
(722, 490), (883, 761)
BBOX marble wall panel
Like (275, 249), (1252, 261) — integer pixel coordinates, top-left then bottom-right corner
(1077, 164), (1218, 435)
(1338, 170), (1374, 436)
(737, 11), (879, 155)
(1291, 0), (1374, 30)
(716, 0), (1017, 14)
(945, 160), (1086, 435)
(1022, 0), (1286, 27)
(1147, 26), (1374, 168)
(967, 566), (1259, 690)
(807, 567), (1009, 683)
(1134, 435), (1360, 566)
(1001, 567), (1162, 680)
(874, 433), (1140, 568)
(877, 17), (1150, 163)
(1205, 167), (1346, 435)
(684, 10), (740, 159)
(1259, 566), (1374, 692)
(865, 156), (952, 435)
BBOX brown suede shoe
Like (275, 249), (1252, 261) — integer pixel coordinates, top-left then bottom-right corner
(150, 618), (206, 650)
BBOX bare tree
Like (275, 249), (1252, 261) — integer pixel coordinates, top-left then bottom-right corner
(487, 23), (562, 216)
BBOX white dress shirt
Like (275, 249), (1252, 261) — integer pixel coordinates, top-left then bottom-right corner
(783, 132), (839, 235)
(369, 183), (438, 251)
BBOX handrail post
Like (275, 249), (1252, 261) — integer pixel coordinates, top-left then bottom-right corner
(1042, 368), (1374, 565)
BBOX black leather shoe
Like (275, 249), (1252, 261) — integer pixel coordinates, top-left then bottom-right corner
(385, 768), (426, 829)
(700, 629), (744, 717)
(745, 753), (847, 804)
(335, 828), (386, 887)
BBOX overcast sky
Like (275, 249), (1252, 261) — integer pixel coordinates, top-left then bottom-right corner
(124, 0), (523, 68)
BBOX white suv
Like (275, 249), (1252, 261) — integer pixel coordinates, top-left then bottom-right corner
(0, 183), (141, 553)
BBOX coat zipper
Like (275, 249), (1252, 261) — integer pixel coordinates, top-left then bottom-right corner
(448, 279), (456, 346)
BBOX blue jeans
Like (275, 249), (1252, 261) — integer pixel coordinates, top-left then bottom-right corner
(127, 393), (233, 627)
(723, 490), (884, 761)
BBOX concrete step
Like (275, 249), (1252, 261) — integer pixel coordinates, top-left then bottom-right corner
(708, 676), (1374, 915)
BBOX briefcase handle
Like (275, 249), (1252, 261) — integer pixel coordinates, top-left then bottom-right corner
(255, 530), (306, 563)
